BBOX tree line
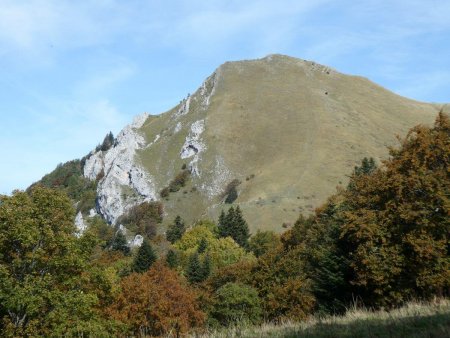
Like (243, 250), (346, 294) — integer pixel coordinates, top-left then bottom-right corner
(0, 112), (448, 336)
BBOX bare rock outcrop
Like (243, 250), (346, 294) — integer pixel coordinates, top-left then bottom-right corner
(83, 113), (156, 224)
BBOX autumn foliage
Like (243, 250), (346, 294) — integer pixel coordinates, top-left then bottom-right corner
(106, 261), (205, 336)
(1, 112), (448, 335)
(341, 112), (450, 306)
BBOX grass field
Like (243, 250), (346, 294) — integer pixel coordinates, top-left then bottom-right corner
(191, 299), (450, 338)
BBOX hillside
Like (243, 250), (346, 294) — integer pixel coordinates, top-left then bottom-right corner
(77, 55), (444, 232)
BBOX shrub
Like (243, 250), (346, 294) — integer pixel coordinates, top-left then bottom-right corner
(166, 215), (186, 244)
(116, 201), (163, 239)
(160, 170), (191, 197)
(211, 283), (262, 326)
(223, 179), (241, 204)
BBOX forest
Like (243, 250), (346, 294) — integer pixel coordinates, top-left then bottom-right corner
(0, 112), (448, 337)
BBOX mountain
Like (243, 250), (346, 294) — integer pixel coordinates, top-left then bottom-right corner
(77, 54), (446, 232)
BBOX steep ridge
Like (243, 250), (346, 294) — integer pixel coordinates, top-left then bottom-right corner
(83, 54), (444, 232)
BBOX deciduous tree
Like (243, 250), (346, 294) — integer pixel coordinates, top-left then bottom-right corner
(107, 262), (205, 336)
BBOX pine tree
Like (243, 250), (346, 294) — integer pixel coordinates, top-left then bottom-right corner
(232, 206), (250, 249)
(166, 249), (178, 268)
(201, 254), (212, 281)
(354, 157), (377, 176)
(197, 238), (208, 253)
(132, 240), (157, 273)
(218, 206), (249, 249)
(186, 252), (205, 284)
(166, 215), (186, 243)
(218, 207), (234, 238)
(111, 231), (130, 255)
(218, 210), (227, 234)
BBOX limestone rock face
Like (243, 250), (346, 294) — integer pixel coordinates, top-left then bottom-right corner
(83, 113), (156, 224)
(74, 211), (88, 236)
(129, 234), (144, 248)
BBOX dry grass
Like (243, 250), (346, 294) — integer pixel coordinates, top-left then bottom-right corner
(189, 299), (450, 338)
(137, 54), (440, 233)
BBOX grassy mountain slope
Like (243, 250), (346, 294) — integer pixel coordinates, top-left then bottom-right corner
(135, 54), (443, 232)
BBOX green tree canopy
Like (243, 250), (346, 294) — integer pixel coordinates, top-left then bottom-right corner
(218, 206), (250, 249)
(132, 240), (157, 273)
(211, 283), (262, 326)
(110, 231), (130, 255)
(166, 215), (186, 244)
(249, 230), (281, 257)
(174, 224), (255, 273)
(0, 186), (109, 336)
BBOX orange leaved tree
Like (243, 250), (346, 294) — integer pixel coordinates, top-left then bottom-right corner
(341, 112), (450, 306)
(106, 261), (205, 336)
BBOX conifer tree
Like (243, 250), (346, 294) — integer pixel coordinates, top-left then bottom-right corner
(354, 157), (376, 176)
(132, 240), (157, 273)
(111, 231), (130, 255)
(218, 210), (227, 232)
(166, 215), (186, 243)
(218, 206), (250, 249)
(197, 237), (208, 253)
(166, 249), (178, 268)
(201, 254), (212, 280)
(218, 207), (234, 238)
(233, 206), (250, 249)
(186, 252), (204, 284)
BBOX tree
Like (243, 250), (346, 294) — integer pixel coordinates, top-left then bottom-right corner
(197, 237), (208, 253)
(201, 254), (212, 281)
(110, 231), (130, 255)
(222, 179), (240, 204)
(218, 206), (250, 249)
(116, 201), (163, 239)
(250, 245), (315, 321)
(0, 186), (109, 336)
(282, 198), (352, 314)
(166, 215), (186, 244)
(166, 249), (179, 269)
(34, 159), (98, 213)
(341, 112), (450, 307)
(211, 283), (262, 326)
(100, 132), (115, 152)
(106, 262), (205, 336)
(174, 224), (255, 273)
(249, 230), (281, 257)
(186, 253), (204, 284)
(354, 157), (377, 176)
(132, 240), (157, 273)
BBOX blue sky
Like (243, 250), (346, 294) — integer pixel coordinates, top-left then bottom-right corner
(1, 0), (449, 194)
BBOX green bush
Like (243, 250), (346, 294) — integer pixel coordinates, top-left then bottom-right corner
(249, 230), (281, 257)
(116, 201), (163, 239)
(211, 283), (262, 325)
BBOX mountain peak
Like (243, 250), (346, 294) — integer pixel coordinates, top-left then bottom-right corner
(82, 56), (439, 231)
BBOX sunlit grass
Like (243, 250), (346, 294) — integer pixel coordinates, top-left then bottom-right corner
(188, 298), (450, 338)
